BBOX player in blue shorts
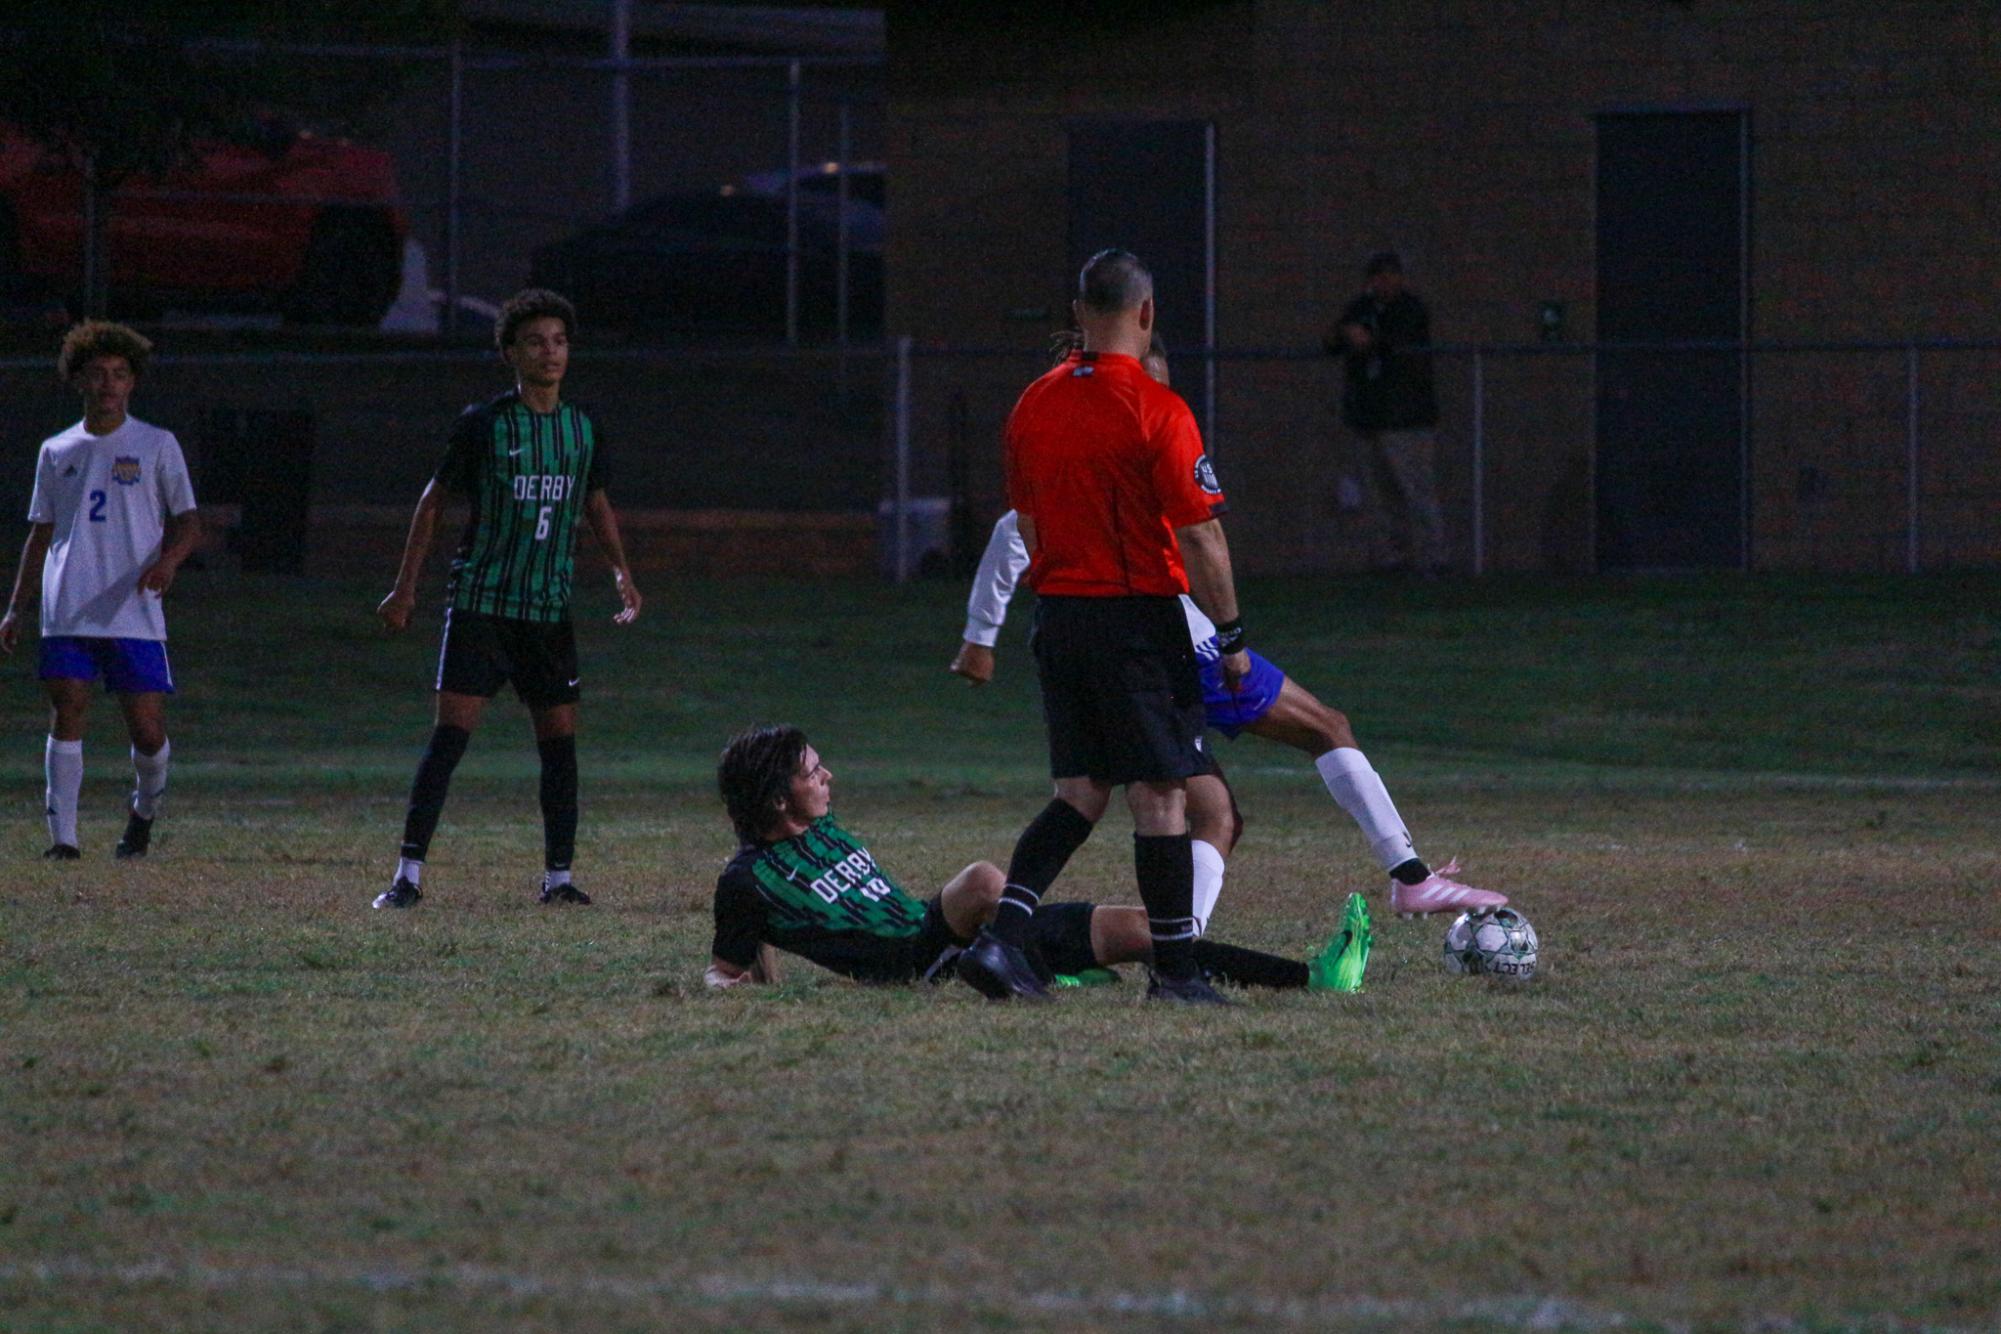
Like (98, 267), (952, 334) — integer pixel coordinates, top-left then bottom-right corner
(950, 338), (1506, 923)
(1, 322), (201, 860)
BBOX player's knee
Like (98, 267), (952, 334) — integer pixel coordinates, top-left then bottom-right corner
(969, 861), (1005, 905)
(1187, 790), (1235, 852)
(130, 723), (167, 755)
(1312, 705), (1356, 752)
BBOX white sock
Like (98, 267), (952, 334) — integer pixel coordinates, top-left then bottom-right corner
(544, 867), (572, 888)
(1190, 838), (1226, 935)
(1315, 747), (1417, 872)
(396, 857), (423, 887)
(131, 739), (170, 820)
(45, 737), (82, 849)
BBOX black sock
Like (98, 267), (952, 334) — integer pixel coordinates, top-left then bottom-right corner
(993, 798), (1095, 946)
(1390, 856), (1431, 885)
(399, 725), (470, 862)
(538, 734), (578, 873)
(1193, 940), (1309, 989)
(1135, 832), (1197, 979)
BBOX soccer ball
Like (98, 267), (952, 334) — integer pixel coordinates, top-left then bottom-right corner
(1442, 907), (1539, 980)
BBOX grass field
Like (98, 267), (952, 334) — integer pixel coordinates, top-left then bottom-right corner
(2, 571), (1998, 1332)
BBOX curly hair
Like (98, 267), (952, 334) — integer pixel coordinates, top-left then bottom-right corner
(718, 724), (810, 844)
(57, 321), (152, 382)
(494, 288), (577, 351)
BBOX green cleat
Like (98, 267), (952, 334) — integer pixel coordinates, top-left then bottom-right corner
(1308, 892), (1373, 993)
(1051, 966), (1122, 988)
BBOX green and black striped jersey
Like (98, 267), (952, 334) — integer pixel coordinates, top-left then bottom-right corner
(711, 816), (930, 980)
(436, 390), (608, 623)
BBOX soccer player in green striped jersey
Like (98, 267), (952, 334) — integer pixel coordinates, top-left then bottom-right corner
(704, 726), (1367, 993)
(373, 289), (643, 910)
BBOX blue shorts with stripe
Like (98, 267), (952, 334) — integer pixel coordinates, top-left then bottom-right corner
(38, 636), (176, 694)
(1198, 647), (1285, 738)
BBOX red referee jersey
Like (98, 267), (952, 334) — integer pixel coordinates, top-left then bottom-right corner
(1004, 350), (1227, 598)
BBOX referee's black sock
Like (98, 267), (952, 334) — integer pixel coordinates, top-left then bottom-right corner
(1192, 940), (1309, 990)
(994, 798), (1096, 946)
(1135, 832), (1199, 979)
(399, 724), (471, 863)
(538, 734), (579, 873)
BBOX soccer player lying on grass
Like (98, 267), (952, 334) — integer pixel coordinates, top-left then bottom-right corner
(703, 725), (1370, 993)
(949, 337), (1504, 923)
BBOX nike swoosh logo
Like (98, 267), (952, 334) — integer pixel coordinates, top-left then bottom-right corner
(566, 677), (580, 687)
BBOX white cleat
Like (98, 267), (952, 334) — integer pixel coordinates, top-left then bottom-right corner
(1389, 858), (1508, 919)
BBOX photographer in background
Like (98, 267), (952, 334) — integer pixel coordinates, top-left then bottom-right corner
(1327, 251), (1447, 575)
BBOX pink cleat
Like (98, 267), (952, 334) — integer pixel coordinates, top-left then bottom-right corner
(1388, 858), (1507, 919)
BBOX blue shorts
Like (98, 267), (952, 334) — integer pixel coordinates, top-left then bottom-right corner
(1200, 648), (1284, 738)
(38, 636), (176, 694)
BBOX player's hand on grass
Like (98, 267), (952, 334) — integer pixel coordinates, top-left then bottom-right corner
(1220, 649), (1250, 693)
(949, 641), (995, 686)
(612, 569), (642, 624)
(376, 588), (417, 633)
(0, 610), (19, 655)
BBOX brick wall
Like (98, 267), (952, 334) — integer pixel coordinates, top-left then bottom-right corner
(886, 0), (2001, 571)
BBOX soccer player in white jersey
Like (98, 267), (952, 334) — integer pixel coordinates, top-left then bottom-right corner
(949, 339), (1504, 923)
(0, 322), (201, 860)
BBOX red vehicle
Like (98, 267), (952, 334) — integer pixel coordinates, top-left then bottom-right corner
(0, 122), (408, 326)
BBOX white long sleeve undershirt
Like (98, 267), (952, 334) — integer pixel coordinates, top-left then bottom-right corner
(961, 510), (1216, 651)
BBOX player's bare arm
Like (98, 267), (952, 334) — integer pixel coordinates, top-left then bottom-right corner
(139, 509), (204, 595)
(1176, 517), (1249, 688)
(583, 489), (642, 624)
(0, 523), (54, 655)
(377, 480), (450, 633)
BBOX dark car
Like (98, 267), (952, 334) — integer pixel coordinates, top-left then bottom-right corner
(529, 169), (882, 340)
(0, 121), (408, 327)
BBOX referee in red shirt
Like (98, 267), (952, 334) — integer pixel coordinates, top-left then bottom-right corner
(956, 249), (1250, 1006)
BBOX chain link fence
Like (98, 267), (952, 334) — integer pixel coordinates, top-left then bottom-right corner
(890, 340), (2001, 578)
(13, 37), (883, 344)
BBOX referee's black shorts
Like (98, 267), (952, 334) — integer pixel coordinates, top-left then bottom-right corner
(436, 608), (580, 708)
(1030, 594), (1208, 785)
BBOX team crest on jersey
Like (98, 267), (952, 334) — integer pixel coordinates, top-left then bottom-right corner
(111, 456), (142, 486)
(1194, 453), (1221, 495)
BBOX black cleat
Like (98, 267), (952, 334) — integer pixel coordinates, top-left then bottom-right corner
(538, 880), (591, 905)
(373, 878), (422, 909)
(955, 927), (1052, 1001)
(42, 844), (81, 861)
(114, 811), (153, 860)
(1145, 970), (1233, 1007)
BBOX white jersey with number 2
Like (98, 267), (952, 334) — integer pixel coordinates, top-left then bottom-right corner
(27, 416), (198, 641)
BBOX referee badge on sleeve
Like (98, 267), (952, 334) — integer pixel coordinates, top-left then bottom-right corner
(1194, 453), (1222, 495)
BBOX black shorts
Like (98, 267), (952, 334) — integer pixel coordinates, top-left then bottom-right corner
(1031, 595), (1208, 785)
(436, 608), (579, 708)
(893, 898), (1097, 984)
(898, 895), (970, 983)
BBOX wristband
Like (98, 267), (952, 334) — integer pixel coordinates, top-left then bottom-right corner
(1213, 618), (1247, 656)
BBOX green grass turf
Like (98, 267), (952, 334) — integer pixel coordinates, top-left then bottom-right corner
(2, 571), (1998, 1331)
